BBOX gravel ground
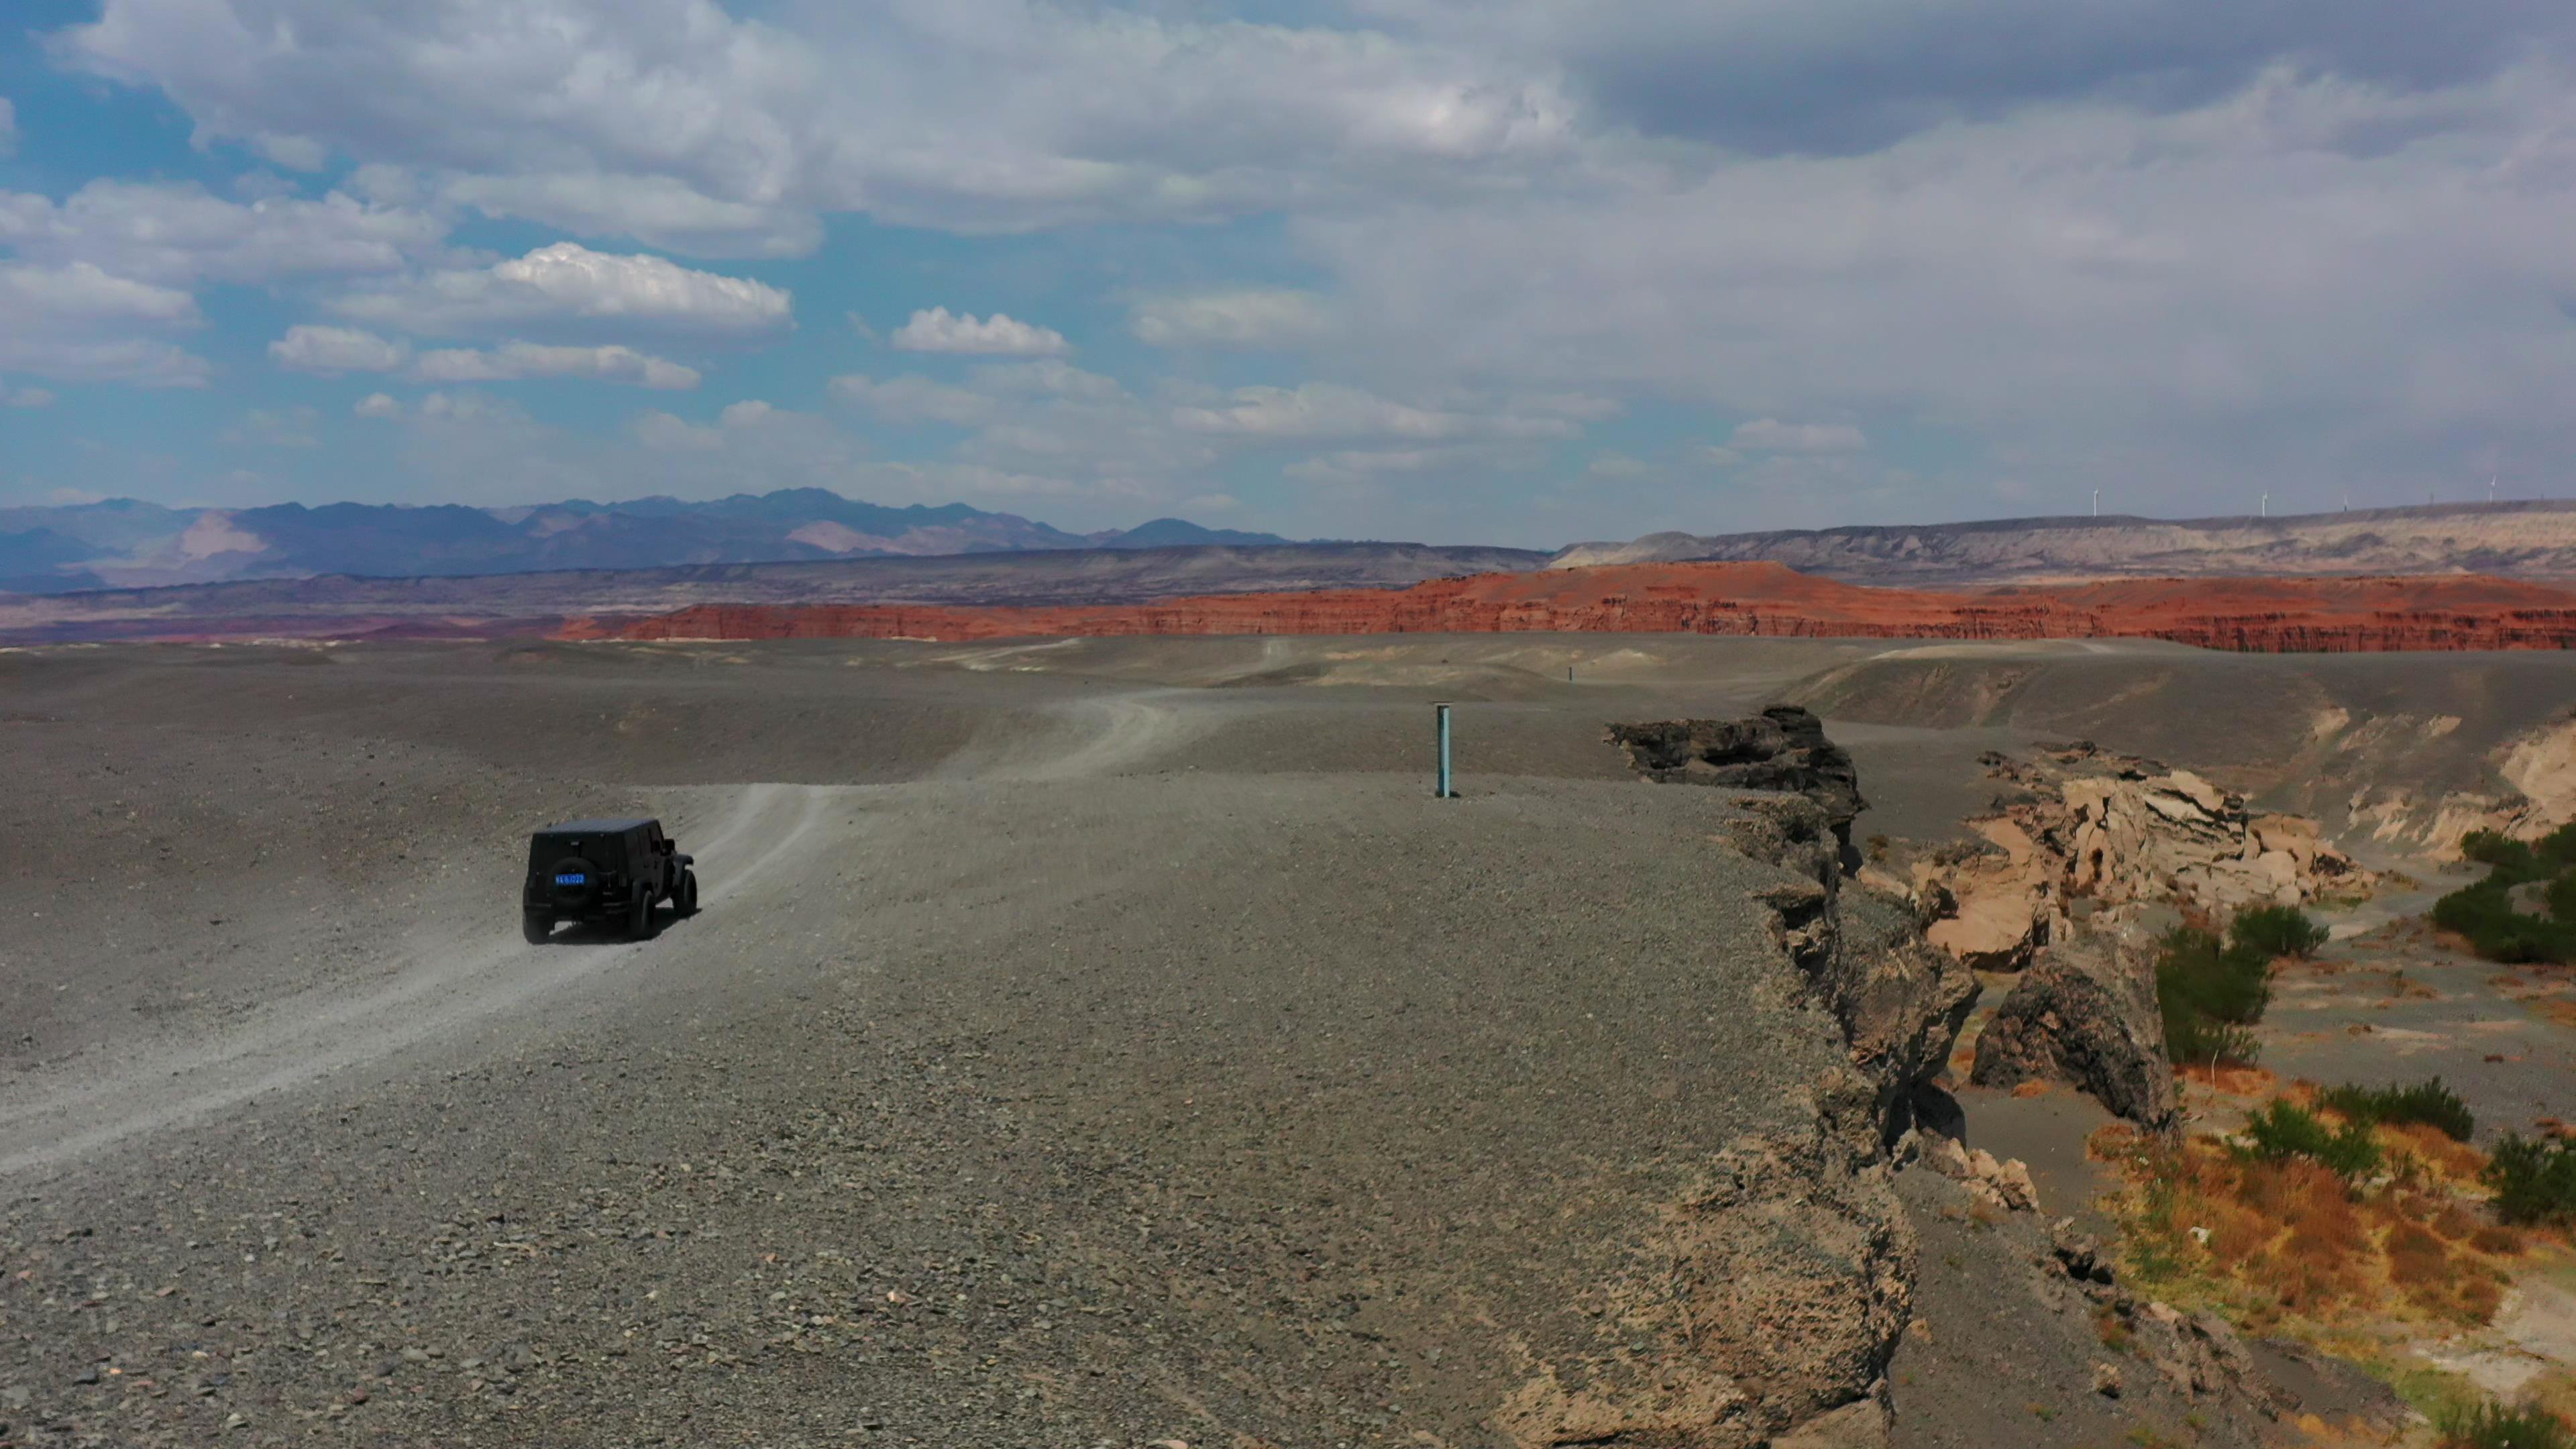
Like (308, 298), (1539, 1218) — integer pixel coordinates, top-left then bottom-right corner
(9, 634), (2485, 1448)
(0, 639), (1890, 1448)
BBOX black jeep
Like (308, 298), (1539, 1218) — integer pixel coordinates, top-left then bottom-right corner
(522, 817), (697, 943)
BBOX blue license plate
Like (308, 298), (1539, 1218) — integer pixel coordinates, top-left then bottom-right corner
(554, 873), (587, 885)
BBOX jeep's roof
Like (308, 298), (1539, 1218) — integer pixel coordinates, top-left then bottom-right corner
(534, 817), (659, 835)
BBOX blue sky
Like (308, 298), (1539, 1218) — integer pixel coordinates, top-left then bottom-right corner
(3, 0), (2573, 547)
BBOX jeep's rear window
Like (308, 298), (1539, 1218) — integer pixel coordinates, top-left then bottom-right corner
(530, 834), (621, 871)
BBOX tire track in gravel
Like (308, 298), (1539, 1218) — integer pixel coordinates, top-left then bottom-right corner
(0, 782), (839, 1180)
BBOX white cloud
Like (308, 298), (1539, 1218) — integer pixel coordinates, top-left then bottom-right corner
(1174, 383), (1574, 441)
(0, 260), (208, 386)
(270, 325), (409, 374)
(719, 400), (775, 427)
(830, 373), (1000, 425)
(0, 97), (16, 158)
(1131, 290), (1329, 347)
(413, 343), (701, 390)
(438, 172), (822, 260)
(1730, 419), (1868, 452)
(6, 387), (57, 409)
(890, 308), (1069, 356)
(1284, 443), (1527, 484)
(332, 242), (792, 339)
(631, 411), (722, 452)
(0, 180), (441, 286)
(53, 0), (1577, 244)
(353, 392), (402, 419)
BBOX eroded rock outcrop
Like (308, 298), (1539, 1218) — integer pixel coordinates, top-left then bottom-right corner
(1970, 925), (2182, 1132)
(1911, 744), (2371, 976)
(1607, 706), (1866, 852)
(1633, 710), (1978, 1142)
(1497, 1069), (1911, 1448)
(1532, 712), (1974, 1447)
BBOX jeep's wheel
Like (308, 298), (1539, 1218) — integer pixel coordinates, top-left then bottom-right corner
(676, 870), (699, 918)
(627, 892), (655, 940)
(521, 912), (551, 945)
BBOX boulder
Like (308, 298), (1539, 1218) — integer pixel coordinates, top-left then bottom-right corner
(1970, 926), (2180, 1132)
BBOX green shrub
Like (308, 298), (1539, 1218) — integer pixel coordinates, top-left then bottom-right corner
(2239, 1100), (2381, 1177)
(2230, 903), (2328, 959)
(2438, 1399), (2575, 1449)
(2317, 1077), (2475, 1142)
(2163, 1001), (2261, 1069)
(2155, 925), (2275, 1067)
(2546, 871), (2576, 924)
(2158, 927), (2273, 1024)
(2432, 880), (2576, 964)
(2463, 830), (2543, 881)
(2487, 1135), (2576, 1226)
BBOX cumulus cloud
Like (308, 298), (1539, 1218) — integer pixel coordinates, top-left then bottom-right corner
(412, 342), (701, 390)
(0, 181), (440, 286)
(353, 392), (402, 419)
(1131, 290), (1330, 347)
(0, 97), (15, 158)
(890, 308), (1069, 356)
(7, 386), (57, 409)
(270, 325), (409, 374)
(50, 0), (1577, 245)
(1308, 60), (2576, 509)
(1730, 419), (1868, 452)
(0, 260), (208, 385)
(28, 0), (2576, 528)
(332, 243), (792, 338)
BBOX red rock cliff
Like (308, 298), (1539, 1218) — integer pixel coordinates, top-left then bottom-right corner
(566, 561), (2576, 653)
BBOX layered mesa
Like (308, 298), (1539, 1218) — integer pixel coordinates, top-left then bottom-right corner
(568, 561), (2576, 653)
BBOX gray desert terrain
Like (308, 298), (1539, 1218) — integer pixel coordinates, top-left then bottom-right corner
(6, 634), (2576, 1447)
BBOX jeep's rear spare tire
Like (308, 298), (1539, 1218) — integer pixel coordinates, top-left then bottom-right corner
(546, 855), (601, 916)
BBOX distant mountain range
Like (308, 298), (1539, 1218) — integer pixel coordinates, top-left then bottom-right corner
(0, 490), (1293, 594)
(1552, 501), (2576, 586)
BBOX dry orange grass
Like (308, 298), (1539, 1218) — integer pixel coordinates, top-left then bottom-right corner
(2180, 1063), (2279, 1095)
(2091, 1115), (2526, 1333)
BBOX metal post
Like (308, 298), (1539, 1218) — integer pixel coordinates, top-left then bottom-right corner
(1433, 702), (1454, 798)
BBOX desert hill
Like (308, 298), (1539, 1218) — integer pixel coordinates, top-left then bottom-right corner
(1552, 500), (2576, 585)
